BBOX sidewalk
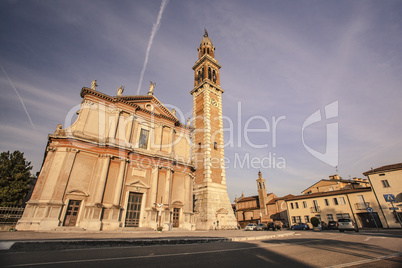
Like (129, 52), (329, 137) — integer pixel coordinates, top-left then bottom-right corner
(0, 229), (295, 251)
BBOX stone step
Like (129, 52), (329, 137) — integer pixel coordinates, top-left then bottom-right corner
(51, 226), (87, 232)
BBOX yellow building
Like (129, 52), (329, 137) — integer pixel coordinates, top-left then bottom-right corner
(363, 163), (402, 228)
(301, 174), (370, 195)
(286, 187), (385, 229)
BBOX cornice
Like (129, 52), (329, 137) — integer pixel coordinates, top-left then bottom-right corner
(190, 81), (224, 95)
(192, 54), (221, 70)
(80, 87), (193, 130)
(47, 135), (195, 169)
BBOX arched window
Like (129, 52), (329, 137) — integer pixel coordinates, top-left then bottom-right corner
(203, 48), (205, 54)
(198, 142), (201, 150)
(214, 142), (217, 150)
(213, 70), (216, 83)
(207, 48), (210, 54)
(198, 71), (201, 83)
(208, 67), (211, 80)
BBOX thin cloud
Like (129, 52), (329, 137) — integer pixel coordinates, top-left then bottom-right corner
(136, 0), (169, 95)
(0, 64), (35, 130)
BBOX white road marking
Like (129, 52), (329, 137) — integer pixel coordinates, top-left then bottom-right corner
(364, 236), (387, 241)
(0, 242), (15, 250)
(325, 252), (402, 268)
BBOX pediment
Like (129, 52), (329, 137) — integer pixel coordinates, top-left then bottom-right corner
(216, 208), (228, 214)
(126, 180), (150, 189)
(172, 201), (184, 207)
(119, 95), (178, 121)
(67, 190), (89, 197)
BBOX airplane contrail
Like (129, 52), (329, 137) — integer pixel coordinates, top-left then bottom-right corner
(1, 64), (35, 130)
(136, 0), (169, 95)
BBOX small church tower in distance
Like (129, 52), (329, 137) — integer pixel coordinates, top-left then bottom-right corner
(191, 30), (237, 229)
(257, 171), (269, 221)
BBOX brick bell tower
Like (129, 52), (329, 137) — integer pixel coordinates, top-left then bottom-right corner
(256, 171), (269, 222)
(191, 30), (237, 230)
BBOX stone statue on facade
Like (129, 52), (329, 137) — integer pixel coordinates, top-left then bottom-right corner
(148, 81), (156, 95)
(54, 124), (63, 135)
(171, 108), (176, 116)
(187, 118), (191, 126)
(117, 85), (124, 96)
(91, 80), (98, 90)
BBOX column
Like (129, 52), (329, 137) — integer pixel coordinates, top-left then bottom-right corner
(94, 155), (110, 204)
(149, 166), (159, 206)
(113, 159), (127, 206)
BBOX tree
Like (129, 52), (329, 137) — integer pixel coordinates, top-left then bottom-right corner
(0, 150), (34, 206)
(311, 217), (320, 227)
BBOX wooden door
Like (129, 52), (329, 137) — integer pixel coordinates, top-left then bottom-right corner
(63, 200), (81, 226)
(125, 192), (143, 227)
(173, 208), (180, 227)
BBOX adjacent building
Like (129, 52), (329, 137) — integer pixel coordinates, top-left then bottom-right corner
(301, 174), (370, 195)
(286, 175), (385, 229)
(286, 188), (385, 229)
(363, 163), (402, 228)
(234, 172), (289, 228)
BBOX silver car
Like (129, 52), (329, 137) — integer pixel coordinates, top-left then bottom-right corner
(338, 218), (359, 232)
(255, 223), (266, 231)
(245, 223), (257, 231)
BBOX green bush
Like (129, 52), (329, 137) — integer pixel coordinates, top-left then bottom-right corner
(311, 217), (320, 227)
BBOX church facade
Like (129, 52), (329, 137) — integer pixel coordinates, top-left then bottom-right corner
(17, 84), (194, 231)
(17, 31), (237, 231)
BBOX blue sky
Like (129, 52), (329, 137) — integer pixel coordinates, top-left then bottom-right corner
(1, 0), (401, 201)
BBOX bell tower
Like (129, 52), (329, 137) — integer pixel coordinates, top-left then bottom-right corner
(257, 171), (268, 220)
(191, 30), (237, 230)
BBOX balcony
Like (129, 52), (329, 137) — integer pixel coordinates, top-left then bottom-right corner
(354, 202), (370, 210)
(310, 206), (320, 213)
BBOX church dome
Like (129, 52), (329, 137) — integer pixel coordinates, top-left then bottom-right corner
(198, 29), (215, 59)
(200, 30), (213, 47)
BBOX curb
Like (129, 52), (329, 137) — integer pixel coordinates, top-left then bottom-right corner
(231, 232), (294, 241)
(0, 232), (295, 252)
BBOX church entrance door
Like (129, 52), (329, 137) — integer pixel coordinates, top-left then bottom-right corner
(125, 192), (143, 227)
(63, 200), (81, 226)
(173, 208), (180, 227)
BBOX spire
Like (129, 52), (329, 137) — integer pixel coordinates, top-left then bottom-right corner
(198, 30), (215, 59)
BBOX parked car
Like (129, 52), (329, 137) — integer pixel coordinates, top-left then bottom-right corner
(328, 221), (338, 230)
(290, 223), (310, 230)
(338, 218), (358, 232)
(267, 221), (282, 231)
(245, 223), (257, 231)
(255, 223), (266, 231)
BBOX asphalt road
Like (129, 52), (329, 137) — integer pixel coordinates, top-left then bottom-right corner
(1, 230), (401, 267)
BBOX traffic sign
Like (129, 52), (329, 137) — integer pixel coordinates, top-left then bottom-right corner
(384, 194), (396, 202)
(366, 207), (373, 213)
